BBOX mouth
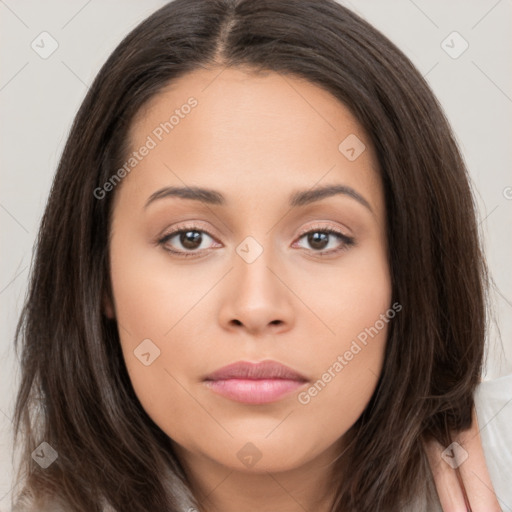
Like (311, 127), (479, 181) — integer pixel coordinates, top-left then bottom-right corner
(203, 360), (309, 405)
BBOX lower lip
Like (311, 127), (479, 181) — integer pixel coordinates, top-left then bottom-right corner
(204, 378), (306, 404)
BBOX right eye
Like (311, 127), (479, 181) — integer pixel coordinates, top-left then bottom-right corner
(158, 225), (221, 258)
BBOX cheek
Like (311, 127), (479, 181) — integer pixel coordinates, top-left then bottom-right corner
(109, 229), (222, 343)
(293, 280), (392, 457)
(297, 321), (389, 435)
(297, 234), (392, 359)
(294, 242), (391, 433)
(108, 233), (224, 426)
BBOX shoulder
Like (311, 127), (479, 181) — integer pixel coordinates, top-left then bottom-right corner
(474, 373), (512, 508)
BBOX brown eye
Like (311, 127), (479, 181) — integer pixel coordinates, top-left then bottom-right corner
(294, 228), (355, 255)
(306, 232), (330, 250)
(158, 226), (219, 257)
(179, 230), (203, 250)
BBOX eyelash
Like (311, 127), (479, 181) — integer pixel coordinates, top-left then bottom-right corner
(157, 223), (355, 259)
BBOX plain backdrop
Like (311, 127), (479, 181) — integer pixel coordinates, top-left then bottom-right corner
(1, 0), (511, 509)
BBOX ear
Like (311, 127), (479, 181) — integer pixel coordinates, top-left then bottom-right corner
(102, 290), (116, 319)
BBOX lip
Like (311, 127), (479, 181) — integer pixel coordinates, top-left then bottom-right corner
(203, 360), (309, 405)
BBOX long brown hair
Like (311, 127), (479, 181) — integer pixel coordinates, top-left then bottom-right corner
(12, 0), (488, 510)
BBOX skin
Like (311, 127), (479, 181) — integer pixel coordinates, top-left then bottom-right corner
(104, 66), (500, 511)
(425, 405), (502, 511)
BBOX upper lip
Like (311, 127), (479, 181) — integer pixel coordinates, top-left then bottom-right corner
(204, 360), (308, 382)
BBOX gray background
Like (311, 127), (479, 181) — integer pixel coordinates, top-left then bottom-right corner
(1, 0), (511, 509)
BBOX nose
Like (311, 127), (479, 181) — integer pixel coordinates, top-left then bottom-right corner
(217, 241), (295, 336)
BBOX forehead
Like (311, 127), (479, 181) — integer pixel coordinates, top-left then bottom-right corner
(131, 65), (369, 148)
(121, 66), (383, 215)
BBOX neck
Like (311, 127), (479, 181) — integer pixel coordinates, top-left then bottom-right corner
(174, 440), (346, 512)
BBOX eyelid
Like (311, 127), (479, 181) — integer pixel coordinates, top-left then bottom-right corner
(158, 220), (218, 239)
(295, 221), (352, 239)
(157, 222), (220, 250)
(157, 220), (355, 257)
(292, 222), (355, 255)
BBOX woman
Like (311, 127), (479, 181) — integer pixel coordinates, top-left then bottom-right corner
(11, 0), (510, 510)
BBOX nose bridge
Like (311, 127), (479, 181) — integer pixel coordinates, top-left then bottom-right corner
(234, 233), (281, 303)
(218, 233), (295, 334)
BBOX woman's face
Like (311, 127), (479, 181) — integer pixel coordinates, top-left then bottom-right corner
(106, 66), (391, 475)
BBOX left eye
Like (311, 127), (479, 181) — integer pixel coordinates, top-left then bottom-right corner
(293, 229), (354, 254)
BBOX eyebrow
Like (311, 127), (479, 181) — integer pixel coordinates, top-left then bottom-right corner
(144, 184), (373, 213)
